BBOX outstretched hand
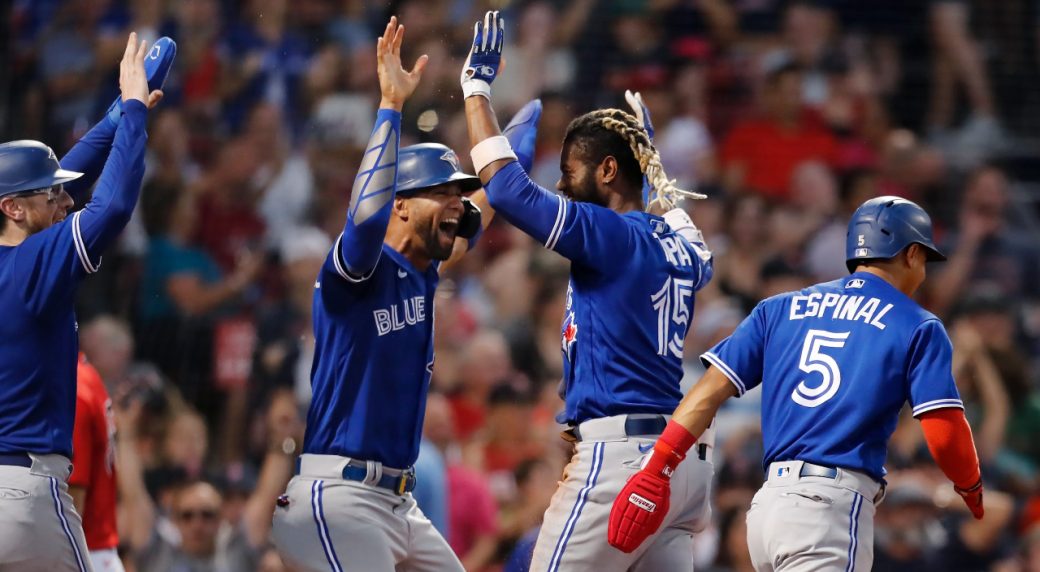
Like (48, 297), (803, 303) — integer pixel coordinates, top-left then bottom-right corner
(119, 32), (151, 105)
(377, 16), (428, 111)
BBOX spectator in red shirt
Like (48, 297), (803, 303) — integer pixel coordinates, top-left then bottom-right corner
(720, 61), (838, 201)
(70, 354), (122, 572)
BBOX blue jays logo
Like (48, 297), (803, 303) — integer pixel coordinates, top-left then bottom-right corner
(561, 311), (578, 358)
(440, 150), (460, 171)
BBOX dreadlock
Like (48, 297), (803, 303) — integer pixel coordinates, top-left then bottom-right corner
(563, 108), (702, 212)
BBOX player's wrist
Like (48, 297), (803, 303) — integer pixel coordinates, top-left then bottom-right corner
(643, 421), (697, 479)
(462, 80), (491, 100)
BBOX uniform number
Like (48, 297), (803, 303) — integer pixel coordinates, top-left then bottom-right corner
(791, 329), (851, 408)
(652, 277), (695, 358)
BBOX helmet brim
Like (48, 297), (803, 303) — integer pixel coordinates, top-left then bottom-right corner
(399, 172), (482, 196)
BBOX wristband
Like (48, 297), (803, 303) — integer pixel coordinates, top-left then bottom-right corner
(470, 135), (517, 174)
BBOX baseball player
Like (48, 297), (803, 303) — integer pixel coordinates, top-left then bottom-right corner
(270, 18), (539, 572)
(0, 33), (160, 572)
(461, 11), (715, 571)
(608, 196), (987, 571)
(70, 356), (121, 572)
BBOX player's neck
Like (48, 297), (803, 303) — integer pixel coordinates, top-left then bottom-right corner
(0, 221), (29, 247)
(855, 266), (916, 297)
(385, 230), (432, 271)
(606, 190), (641, 214)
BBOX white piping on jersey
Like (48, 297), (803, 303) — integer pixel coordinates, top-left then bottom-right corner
(544, 195), (567, 251)
(702, 351), (746, 396)
(332, 232), (378, 283)
(71, 212), (100, 274)
(912, 398), (964, 416)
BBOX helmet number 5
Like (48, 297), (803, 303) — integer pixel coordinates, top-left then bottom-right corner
(791, 329), (850, 408)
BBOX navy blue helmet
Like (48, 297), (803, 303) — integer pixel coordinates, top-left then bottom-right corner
(0, 140), (83, 197)
(396, 143), (481, 196)
(845, 196), (946, 272)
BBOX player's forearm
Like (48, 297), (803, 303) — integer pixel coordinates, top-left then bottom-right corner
(115, 427), (157, 550)
(60, 117), (119, 203)
(339, 109), (400, 275)
(919, 408), (982, 489)
(75, 100), (148, 255)
(465, 96), (514, 182)
(671, 366), (738, 438)
(242, 450), (295, 548)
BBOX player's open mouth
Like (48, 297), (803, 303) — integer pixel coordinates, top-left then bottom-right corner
(438, 217), (459, 236)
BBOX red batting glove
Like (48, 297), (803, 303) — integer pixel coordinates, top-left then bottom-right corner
(608, 421), (696, 553)
(955, 479), (985, 520)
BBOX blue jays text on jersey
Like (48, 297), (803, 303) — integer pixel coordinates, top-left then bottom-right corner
(483, 162), (713, 425)
(302, 109), (440, 470)
(0, 101), (147, 456)
(701, 271), (963, 480)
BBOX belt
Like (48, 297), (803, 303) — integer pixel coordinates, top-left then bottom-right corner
(785, 461), (886, 503)
(0, 453), (31, 468)
(296, 457), (416, 495)
(566, 415), (708, 461)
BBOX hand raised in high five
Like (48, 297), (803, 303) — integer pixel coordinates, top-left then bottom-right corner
(377, 16), (428, 111)
(119, 32), (154, 106)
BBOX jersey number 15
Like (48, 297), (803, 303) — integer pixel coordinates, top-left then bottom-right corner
(652, 277), (695, 358)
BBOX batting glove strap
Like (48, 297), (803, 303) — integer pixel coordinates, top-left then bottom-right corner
(954, 479), (985, 520)
(461, 11), (505, 100)
(608, 471), (671, 553)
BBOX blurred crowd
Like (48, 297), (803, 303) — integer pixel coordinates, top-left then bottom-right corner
(6, 0), (1040, 570)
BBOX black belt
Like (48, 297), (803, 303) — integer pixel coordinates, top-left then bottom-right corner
(296, 458), (416, 495)
(0, 453), (32, 468)
(794, 462), (887, 503)
(566, 416), (708, 461)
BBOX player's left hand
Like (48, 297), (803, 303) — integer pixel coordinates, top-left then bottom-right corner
(457, 197), (482, 239)
(503, 99), (542, 173)
(955, 479), (985, 520)
(609, 467), (671, 553)
(461, 11), (505, 100)
(377, 16), (429, 111)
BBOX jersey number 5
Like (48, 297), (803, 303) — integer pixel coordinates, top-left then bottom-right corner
(791, 329), (851, 408)
(652, 277), (695, 358)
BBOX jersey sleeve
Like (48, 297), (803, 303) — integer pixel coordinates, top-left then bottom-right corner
(662, 208), (713, 291)
(60, 115), (119, 204)
(484, 161), (633, 273)
(700, 301), (768, 396)
(906, 319), (963, 417)
(69, 381), (96, 488)
(333, 109), (400, 282)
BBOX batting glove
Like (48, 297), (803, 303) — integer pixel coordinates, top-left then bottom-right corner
(106, 36), (177, 125)
(954, 479), (985, 520)
(502, 99), (542, 173)
(461, 11), (505, 100)
(457, 197), (483, 240)
(608, 421), (696, 553)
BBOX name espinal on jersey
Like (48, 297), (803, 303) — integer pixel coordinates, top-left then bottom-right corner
(788, 279), (893, 330)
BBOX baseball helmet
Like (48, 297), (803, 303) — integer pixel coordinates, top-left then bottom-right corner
(0, 140), (83, 198)
(845, 195), (946, 272)
(396, 143), (481, 196)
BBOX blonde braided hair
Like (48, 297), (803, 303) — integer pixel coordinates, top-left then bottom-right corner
(566, 108), (705, 213)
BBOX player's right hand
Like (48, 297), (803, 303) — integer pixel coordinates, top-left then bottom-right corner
(461, 11), (504, 100)
(955, 479), (985, 520)
(376, 16), (428, 111)
(608, 464), (671, 553)
(502, 99), (542, 173)
(119, 32), (152, 105)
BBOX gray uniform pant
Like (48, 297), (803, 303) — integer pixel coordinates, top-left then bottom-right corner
(0, 454), (92, 572)
(746, 461), (883, 572)
(531, 415), (715, 572)
(272, 454), (462, 572)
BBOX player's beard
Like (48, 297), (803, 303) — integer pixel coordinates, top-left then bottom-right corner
(416, 213), (455, 261)
(563, 170), (607, 208)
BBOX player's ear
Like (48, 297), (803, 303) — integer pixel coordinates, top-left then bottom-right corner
(392, 196), (410, 220)
(0, 197), (25, 222)
(599, 156), (619, 185)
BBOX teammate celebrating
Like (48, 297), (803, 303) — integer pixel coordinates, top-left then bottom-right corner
(608, 196), (986, 571)
(461, 12), (715, 571)
(0, 33), (158, 571)
(271, 18), (539, 572)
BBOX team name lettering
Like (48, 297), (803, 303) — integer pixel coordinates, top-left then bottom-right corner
(373, 296), (426, 336)
(656, 235), (693, 267)
(789, 293), (893, 330)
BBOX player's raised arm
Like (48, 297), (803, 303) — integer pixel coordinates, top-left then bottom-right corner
(334, 17), (427, 280)
(71, 32), (152, 271)
(60, 38), (174, 203)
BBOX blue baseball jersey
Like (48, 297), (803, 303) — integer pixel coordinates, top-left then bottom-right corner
(0, 101), (147, 456)
(484, 163), (713, 424)
(702, 271), (963, 480)
(302, 109), (442, 469)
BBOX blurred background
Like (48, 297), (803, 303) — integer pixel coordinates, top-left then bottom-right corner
(5, 0), (1040, 570)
